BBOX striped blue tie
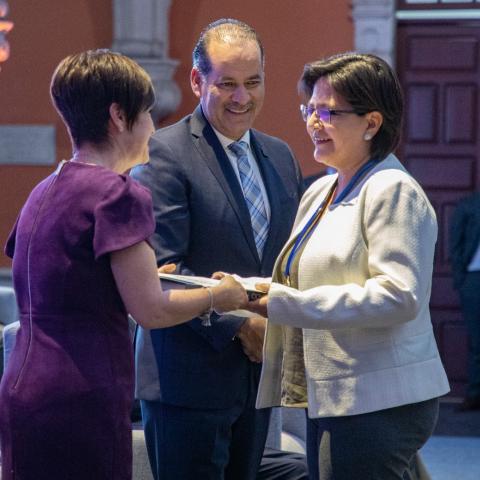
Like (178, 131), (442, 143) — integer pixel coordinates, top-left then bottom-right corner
(229, 141), (269, 258)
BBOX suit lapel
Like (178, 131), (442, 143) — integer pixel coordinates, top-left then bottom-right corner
(190, 107), (259, 261)
(250, 131), (290, 270)
(467, 195), (480, 258)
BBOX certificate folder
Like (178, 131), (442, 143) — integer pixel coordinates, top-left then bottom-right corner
(158, 273), (266, 301)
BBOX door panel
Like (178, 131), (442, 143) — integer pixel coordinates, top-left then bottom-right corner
(397, 21), (480, 395)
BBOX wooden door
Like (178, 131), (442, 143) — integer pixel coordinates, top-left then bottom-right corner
(396, 20), (480, 395)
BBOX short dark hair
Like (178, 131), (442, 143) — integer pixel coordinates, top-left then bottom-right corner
(192, 18), (264, 76)
(299, 52), (403, 161)
(50, 49), (155, 148)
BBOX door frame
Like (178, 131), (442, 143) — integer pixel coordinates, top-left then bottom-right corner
(352, 0), (480, 67)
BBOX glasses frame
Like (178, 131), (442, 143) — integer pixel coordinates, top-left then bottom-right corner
(300, 104), (360, 124)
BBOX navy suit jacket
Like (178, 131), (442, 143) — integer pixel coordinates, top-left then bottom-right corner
(449, 192), (480, 290)
(131, 106), (303, 409)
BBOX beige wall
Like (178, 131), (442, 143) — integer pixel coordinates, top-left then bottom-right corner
(0, 1), (353, 268)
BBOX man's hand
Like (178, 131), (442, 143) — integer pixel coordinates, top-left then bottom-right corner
(236, 317), (266, 363)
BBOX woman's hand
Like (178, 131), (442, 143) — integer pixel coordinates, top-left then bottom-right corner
(212, 275), (248, 312)
(158, 263), (176, 274)
(247, 294), (269, 318)
(247, 283), (271, 318)
(244, 282), (269, 317)
(255, 283), (270, 294)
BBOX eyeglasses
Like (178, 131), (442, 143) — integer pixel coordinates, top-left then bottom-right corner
(300, 104), (359, 124)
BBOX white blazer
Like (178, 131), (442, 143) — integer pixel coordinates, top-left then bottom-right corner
(256, 154), (450, 417)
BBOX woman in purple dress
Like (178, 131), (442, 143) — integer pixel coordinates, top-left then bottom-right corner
(0, 49), (248, 480)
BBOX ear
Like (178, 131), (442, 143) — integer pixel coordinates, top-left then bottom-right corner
(190, 67), (203, 99)
(364, 111), (383, 141)
(109, 103), (126, 133)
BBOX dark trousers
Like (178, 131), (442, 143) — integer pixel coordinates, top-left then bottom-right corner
(306, 398), (439, 480)
(141, 398), (270, 480)
(459, 271), (480, 398)
(258, 447), (309, 480)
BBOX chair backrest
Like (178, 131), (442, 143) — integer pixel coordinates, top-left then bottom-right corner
(0, 286), (18, 326)
(282, 407), (307, 442)
(3, 321), (20, 369)
(265, 407), (282, 450)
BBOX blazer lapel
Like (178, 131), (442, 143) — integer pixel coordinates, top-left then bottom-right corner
(190, 106), (259, 261)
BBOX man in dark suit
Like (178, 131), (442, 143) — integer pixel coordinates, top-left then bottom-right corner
(131, 18), (304, 480)
(449, 192), (480, 411)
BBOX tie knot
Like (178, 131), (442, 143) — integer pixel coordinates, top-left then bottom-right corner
(229, 141), (249, 157)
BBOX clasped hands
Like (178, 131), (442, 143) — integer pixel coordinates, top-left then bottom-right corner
(158, 264), (270, 363)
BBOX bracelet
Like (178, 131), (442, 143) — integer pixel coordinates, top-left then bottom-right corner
(200, 287), (214, 327)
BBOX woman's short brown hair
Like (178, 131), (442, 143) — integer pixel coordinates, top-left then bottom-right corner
(299, 53), (403, 161)
(50, 49), (155, 148)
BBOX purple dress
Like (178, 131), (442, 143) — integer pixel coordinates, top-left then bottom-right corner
(0, 161), (154, 479)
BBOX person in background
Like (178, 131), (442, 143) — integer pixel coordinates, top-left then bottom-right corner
(131, 18), (305, 480)
(449, 192), (480, 411)
(0, 0), (13, 66)
(0, 49), (247, 480)
(249, 52), (450, 480)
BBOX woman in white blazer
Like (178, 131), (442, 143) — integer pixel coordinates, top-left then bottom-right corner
(249, 53), (450, 480)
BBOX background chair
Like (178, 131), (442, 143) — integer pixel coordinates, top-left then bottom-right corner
(0, 286), (19, 374)
(266, 407), (307, 454)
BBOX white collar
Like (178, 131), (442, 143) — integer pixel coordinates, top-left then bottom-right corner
(211, 126), (251, 151)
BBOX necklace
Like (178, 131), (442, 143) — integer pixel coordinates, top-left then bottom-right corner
(283, 158), (380, 286)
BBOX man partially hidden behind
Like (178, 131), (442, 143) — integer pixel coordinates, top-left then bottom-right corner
(132, 18), (305, 480)
(449, 193), (480, 411)
(0, 0), (14, 65)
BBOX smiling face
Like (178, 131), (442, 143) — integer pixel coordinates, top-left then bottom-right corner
(306, 78), (380, 175)
(191, 38), (265, 140)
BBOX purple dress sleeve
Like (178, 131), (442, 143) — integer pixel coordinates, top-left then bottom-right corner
(93, 175), (155, 259)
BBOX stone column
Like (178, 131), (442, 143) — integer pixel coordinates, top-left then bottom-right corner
(0, 0), (13, 63)
(351, 0), (396, 67)
(112, 0), (181, 122)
